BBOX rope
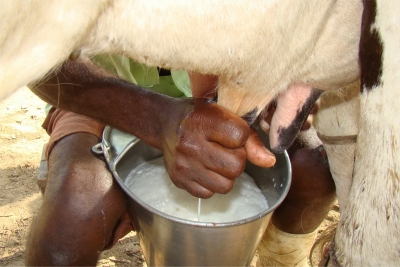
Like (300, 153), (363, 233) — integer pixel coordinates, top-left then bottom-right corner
(317, 133), (358, 145)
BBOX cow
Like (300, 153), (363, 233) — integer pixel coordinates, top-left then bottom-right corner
(333, 1), (400, 266)
(314, 1), (400, 265)
(1, 0), (398, 266)
(300, 1), (400, 265)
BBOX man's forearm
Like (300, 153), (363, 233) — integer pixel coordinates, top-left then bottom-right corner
(30, 57), (277, 198)
(31, 58), (182, 149)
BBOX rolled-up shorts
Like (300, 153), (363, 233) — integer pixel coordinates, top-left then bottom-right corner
(42, 107), (106, 160)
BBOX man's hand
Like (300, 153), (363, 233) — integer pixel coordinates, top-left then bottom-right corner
(161, 98), (276, 198)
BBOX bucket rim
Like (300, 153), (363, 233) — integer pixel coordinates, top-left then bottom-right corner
(100, 126), (292, 228)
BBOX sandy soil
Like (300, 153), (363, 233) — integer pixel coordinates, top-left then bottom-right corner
(0, 87), (339, 266)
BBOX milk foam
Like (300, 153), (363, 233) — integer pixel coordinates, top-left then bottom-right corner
(125, 157), (268, 223)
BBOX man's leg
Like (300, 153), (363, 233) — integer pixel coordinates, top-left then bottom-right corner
(257, 128), (336, 267)
(26, 110), (133, 266)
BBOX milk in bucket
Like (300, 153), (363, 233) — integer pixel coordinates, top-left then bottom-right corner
(125, 157), (268, 222)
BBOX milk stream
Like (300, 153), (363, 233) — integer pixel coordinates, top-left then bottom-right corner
(197, 198), (201, 221)
(125, 157), (268, 223)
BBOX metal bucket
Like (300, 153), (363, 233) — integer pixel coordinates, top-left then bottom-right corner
(94, 125), (291, 266)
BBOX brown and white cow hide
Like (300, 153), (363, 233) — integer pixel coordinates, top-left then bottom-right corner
(315, 1), (400, 265)
(333, 1), (400, 266)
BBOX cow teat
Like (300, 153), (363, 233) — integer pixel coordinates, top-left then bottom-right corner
(269, 86), (322, 153)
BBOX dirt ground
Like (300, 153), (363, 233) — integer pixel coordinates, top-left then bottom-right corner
(0, 87), (339, 266)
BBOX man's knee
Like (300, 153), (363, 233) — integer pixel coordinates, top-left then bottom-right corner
(26, 133), (130, 266)
(287, 139), (335, 203)
(42, 134), (109, 197)
(272, 129), (336, 233)
(282, 127), (335, 201)
(45, 133), (128, 225)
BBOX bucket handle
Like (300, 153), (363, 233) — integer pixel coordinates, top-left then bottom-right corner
(92, 140), (110, 155)
(91, 143), (104, 155)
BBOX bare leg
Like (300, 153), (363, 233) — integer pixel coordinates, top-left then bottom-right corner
(25, 133), (132, 266)
(273, 130), (336, 234)
(257, 128), (336, 266)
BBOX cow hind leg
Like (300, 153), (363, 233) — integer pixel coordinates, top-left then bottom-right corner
(335, 1), (400, 265)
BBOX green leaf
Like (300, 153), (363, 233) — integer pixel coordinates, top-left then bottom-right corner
(171, 70), (192, 97)
(92, 55), (191, 98)
(129, 61), (159, 86)
(147, 76), (184, 97)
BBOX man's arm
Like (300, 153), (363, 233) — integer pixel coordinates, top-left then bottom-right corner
(32, 57), (185, 149)
(31, 58), (275, 198)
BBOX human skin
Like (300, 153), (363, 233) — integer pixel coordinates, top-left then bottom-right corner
(25, 60), (334, 266)
(31, 58), (275, 198)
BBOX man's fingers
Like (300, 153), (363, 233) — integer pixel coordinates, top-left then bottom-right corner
(171, 165), (236, 198)
(197, 142), (247, 179)
(194, 103), (250, 148)
(195, 170), (235, 195)
(174, 179), (215, 199)
(245, 128), (276, 168)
